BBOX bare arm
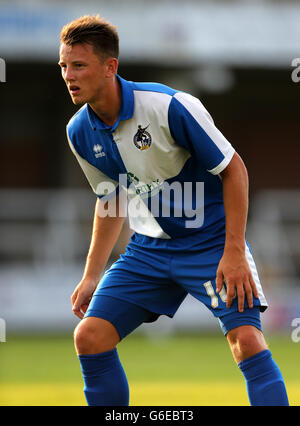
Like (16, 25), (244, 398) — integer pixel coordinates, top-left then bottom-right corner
(216, 152), (258, 312)
(71, 195), (126, 319)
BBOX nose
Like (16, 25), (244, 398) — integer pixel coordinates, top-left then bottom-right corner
(63, 66), (75, 82)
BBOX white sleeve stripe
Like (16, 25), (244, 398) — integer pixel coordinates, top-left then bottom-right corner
(208, 147), (235, 175)
(173, 92), (235, 171)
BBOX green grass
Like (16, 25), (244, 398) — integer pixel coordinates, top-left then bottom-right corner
(0, 332), (299, 406)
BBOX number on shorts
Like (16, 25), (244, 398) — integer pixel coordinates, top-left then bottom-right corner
(203, 280), (227, 309)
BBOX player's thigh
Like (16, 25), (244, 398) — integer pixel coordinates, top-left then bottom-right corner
(173, 245), (266, 317)
(172, 247), (230, 317)
(74, 295), (155, 355)
(88, 247), (187, 328)
(84, 294), (157, 342)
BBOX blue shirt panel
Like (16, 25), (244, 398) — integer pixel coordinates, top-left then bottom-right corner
(139, 156), (225, 240)
(168, 96), (225, 171)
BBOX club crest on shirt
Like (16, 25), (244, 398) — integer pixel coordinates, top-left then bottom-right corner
(133, 124), (152, 150)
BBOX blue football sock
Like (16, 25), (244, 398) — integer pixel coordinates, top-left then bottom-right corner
(78, 348), (129, 406)
(238, 349), (289, 406)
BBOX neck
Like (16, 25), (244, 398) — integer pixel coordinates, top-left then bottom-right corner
(89, 76), (122, 127)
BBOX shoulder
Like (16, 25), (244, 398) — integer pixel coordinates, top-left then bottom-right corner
(131, 81), (181, 118)
(169, 91), (214, 124)
(131, 81), (210, 120)
(66, 104), (90, 140)
(170, 91), (208, 113)
(131, 81), (178, 97)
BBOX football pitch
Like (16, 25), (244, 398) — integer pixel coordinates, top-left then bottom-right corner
(0, 332), (299, 406)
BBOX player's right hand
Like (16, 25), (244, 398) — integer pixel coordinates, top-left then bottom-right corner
(71, 279), (98, 319)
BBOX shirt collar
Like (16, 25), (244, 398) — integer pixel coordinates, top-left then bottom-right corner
(87, 74), (134, 132)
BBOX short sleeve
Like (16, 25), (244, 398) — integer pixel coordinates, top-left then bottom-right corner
(168, 92), (235, 175)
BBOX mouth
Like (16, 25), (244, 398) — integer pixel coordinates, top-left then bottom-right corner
(69, 85), (80, 96)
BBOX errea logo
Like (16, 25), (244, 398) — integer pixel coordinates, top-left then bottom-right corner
(93, 144), (106, 158)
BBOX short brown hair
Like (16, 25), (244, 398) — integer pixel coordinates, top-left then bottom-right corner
(60, 15), (119, 60)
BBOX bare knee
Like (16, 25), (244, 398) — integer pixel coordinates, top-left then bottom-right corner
(227, 325), (268, 363)
(74, 317), (120, 355)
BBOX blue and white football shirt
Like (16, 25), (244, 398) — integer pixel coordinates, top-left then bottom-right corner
(67, 75), (235, 245)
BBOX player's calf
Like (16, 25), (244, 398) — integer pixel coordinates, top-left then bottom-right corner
(227, 325), (289, 406)
(74, 317), (128, 406)
(226, 325), (268, 363)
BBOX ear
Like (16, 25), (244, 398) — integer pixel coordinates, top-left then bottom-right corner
(105, 57), (119, 78)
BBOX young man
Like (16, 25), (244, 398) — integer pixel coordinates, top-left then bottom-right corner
(59, 15), (289, 406)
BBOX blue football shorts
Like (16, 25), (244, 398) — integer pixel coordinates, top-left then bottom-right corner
(85, 240), (267, 339)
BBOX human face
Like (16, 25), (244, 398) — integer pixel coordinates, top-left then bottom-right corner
(59, 42), (111, 106)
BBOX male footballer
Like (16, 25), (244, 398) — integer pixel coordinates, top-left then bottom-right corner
(58, 15), (289, 406)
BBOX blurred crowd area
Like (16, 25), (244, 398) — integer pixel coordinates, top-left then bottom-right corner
(0, 0), (300, 335)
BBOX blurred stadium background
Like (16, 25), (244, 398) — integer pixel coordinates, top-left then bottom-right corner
(0, 0), (300, 406)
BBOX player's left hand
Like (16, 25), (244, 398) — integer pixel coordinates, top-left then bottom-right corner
(216, 248), (259, 313)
